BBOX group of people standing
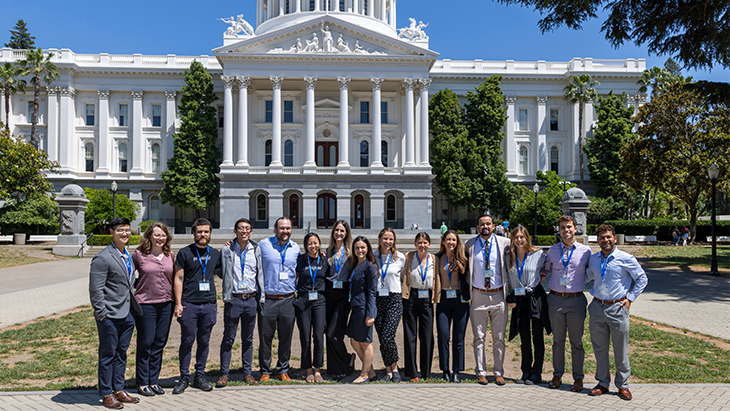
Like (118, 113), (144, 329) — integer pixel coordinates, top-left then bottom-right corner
(89, 213), (647, 409)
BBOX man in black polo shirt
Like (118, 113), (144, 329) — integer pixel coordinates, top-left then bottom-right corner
(172, 218), (222, 394)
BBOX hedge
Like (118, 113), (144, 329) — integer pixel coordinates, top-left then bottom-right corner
(536, 235), (558, 246)
(92, 235), (142, 246)
(602, 219), (730, 241)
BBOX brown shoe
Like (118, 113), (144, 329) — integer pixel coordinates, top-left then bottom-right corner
(259, 374), (270, 383)
(409, 377), (420, 383)
(278, 373), (292, 382)
(571, 378), (584, 392)
(548, 375), (561, 389)
(618, 387), (633, 401)
(494, 375), (506, 386)
(102, 394), (123, 409)
(215, 375), (228, 388)
(477, 375), (488, 385)
(113, 391), (139, 404)
(588, 384), (609, 396)
(244, 375), (257, 384)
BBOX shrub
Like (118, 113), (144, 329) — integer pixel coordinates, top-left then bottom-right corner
(139, 220), (156, 234)
(603, 219), (730, 241)
(536, 235), (558, 246)
(92, 235), (141, 246)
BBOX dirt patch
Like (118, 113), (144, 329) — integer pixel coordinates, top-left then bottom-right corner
(631, 317), (730, 351)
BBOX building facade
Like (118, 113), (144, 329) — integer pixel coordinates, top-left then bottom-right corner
(0, 0), (646, 232)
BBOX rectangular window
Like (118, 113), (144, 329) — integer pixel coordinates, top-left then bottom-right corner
(86, 103), (95, 126)
(119, 104), (128, 126)
(217, 106), (224, 128)
(550, 147), (559, 172)
(360, 101), (370, 124)
(519, 146), (528, 175)
(284, 100), (294, 123)
(381, 101), (388, 124)
(518, 108), (528, 131)
(265, 100), (273, 123)
(550, 109), (559, 131)
(119, 143), (128, 173)
(152, 104), (162, 127)
(27, 101), (35, 123)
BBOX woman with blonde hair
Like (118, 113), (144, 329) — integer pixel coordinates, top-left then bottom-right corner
(505, 225), (550, 386)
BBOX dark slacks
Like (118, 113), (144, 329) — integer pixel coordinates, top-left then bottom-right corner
(325, 285), (351, 376)
(374, 293), (402, 367)
(435, 291), (469, 373)
(177, 301), (217, 379)
(135, 301), (173, 386)
(402, 289), (434, 379)
(258, 295), (295, 375)
(96, 310), (135, 396)
(295, 293), (327, 369)
(516, 299), (545, 375)
(219, 296), (258, 376)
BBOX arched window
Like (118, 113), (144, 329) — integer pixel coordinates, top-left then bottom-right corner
(118, 142), (128, 172)
(265, 139), (272, 166)
(519, 146), (528, 175)
(360, 140), (369, 167)
(550, 146), (559, 173)
(386, 194), (396, 222)
(84, 142), (94, 172)
(381, 140), (388, 166)
(151, 143), (161, 173)
(149, 195), (160, 221)
(256, 193), (267, 221)
(284, 140), (293, 167)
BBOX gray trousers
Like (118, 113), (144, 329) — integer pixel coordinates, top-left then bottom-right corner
(547, 293), (587, 379)
(588, 299), (631, 388)
(258, 295), (295, 375)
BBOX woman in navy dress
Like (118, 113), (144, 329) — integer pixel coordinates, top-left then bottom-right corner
(346, 236), (378, 383)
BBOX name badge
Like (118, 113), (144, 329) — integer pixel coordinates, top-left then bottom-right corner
(515, 287), (526, 296)
(418, 290), (429, 299)
(198, 282), (210, 292)
(446, 290), (457, 299)
(485, 269), (495, 279)
(378, 288), (390, 297)
(600, 284), (609, 296)
(309, 291), (318, 301)
(279, 271), (289, 280)
(348, 292), (351, 303)
(238, 279), (250, 289)
(333, 280), (343, 289)
(559, 276), (571, 286)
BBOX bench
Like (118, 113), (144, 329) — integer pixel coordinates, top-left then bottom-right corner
(625, 235), (658, 244)
(706, 236), (730, 243)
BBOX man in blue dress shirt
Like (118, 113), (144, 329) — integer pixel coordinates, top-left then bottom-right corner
(257, 217), (300, 382)
(585, 224), (648, 401)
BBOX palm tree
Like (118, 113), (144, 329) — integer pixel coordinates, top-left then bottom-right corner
(0, 62), (27, 132)
(563, 74), (599, 188)
(637, 66), (669, 99)
(18, 47), (59, 148)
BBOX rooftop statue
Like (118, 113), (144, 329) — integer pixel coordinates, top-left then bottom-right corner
(398, 17), (429, 41)
(221, 14), (254, 37)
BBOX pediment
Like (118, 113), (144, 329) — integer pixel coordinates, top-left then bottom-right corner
(301, 98), (352, 111)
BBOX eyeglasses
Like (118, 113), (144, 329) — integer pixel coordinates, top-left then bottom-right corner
(236, 226), (252, 232)
(115, 229), (131, 234)
(152, 234), (168, 239)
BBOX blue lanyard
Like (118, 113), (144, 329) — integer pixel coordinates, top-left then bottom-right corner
(123, 248), (132, 281)
(307, 254), (320, 287)
(239, 244), (248, 278)
(481, 236), (493, 269)
(559, 243), (576, 270)
(195, 245), (210, 279)
(351, 260), (364, 283)
(416, 253), (430, 285)
(335, 246), (345, 274)
(444, 254), (453, 284)
(515, 252), (527, 283)
(600, 249), (616, 282)
(379, 252), (392, 284)
(279, 240), (290, 267)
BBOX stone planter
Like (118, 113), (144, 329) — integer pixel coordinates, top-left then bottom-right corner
(13, 233), (26, 245)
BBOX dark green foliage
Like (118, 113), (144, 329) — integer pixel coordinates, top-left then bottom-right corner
(587, 196), (625, 223)
(91, 235), (142, 246)
(584, 92), (636, 198)
(536, 235), (559, 246)
(0, 128), (58, 200)
(0, 193), (58, 235)
(663, 57), (682, 77)
(84, 188), (139, 234)
(510, 171), (575, 235)
(5, 20), (35, 49)
(160, 61), (220, 212)
(603, 219), (730, 241)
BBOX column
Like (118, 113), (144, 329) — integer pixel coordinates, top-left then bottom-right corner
(46, 87), (59, 163)
(302, 193), (317, 231)
(390, 0), (396, 28)
(353, 0), (359, 13)
(97, 90), (111, 175)
(257, 0), (264, 26)
(270, 76), (284, 171)
(165, 91), (176, 172)
(268, 191), (284, 229)
(236, 76), (250, 167)
(130, 90), (144, 176)
(504, 95), (517, 175)
(370, 78), (383, 170)
(367, 0), (374, 16)
(221, 75), (235, 166)
(337, 77), (351, 172)
(337, 192), (351, 227)
(418, 78), (430, 167)
(278, 0), (284, 16)
(402, 79), (415, 167)
(303, 76), (317, 172)
(295, 0), (301, 12)
(370, 193), (384, 229)
(569, 100), (580, 179)
(315, 0), (321, 11)
(58, 86), (75, 174)
(536, 95), (548, 172)
(414, 81), (421, 164)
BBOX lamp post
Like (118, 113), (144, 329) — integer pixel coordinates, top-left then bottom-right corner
(533, 182), (539, 244)
(708, 164), (719, 276)
(111, 180), (118, 220)
(560, 181), (570, 195)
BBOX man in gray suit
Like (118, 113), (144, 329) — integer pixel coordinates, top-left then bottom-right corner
(465, 214), (511, 386)
(89, 217), (143, 409)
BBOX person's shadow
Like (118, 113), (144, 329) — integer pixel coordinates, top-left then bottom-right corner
(50, 390), (99, 406)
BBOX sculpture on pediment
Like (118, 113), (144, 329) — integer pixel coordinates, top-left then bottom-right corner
(322, 25), (334, 53)
(398, 17), (429, 41)
(337, 34), (351, 53)
(288, 38), (305, 53)
(354, 41), (366, 54)
(304, 33), (320, 52)
(221, 14), (254, 37)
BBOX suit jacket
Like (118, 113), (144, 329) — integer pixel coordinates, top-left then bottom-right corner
(401, 252), (441, 303)
(220, 239), (264, 304)
(464, 234), (511, 300)
(89, 243), (142, 321)
(349, 261), (377, 319)
(435, 251), (471, 303)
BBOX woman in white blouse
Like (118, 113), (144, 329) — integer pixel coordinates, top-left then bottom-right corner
(505, 226), (551, 386)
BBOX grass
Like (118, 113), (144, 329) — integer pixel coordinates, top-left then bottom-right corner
(0, 245), (71, 269)
(632, 245), (730, 271)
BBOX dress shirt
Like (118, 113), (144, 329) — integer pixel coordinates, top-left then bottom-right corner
(472, 235), (503, 289)
(259, 237), (300, 295)
(505, 250), (546, 291)
(586, 247), (648, 302)
(409, 253), (435, 290)
(542, 241), (592, 293)
(373, 250), (406, 293)
(233, 241), (258, 294)
(132, 249), (174, 304)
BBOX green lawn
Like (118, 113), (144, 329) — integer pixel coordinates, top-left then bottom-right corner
(633, 245), (730, 271)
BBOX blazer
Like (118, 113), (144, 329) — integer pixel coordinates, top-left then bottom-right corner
(401, 252), (441, 303)
(349, 260), (378, 319)
(464, 234), (511, 300)
(89, 243), (142, 321)
(220, 239), (264, 304)
(434, 251), (471, 303)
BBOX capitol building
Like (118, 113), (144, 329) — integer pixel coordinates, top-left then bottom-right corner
(0, 0), (646, 232)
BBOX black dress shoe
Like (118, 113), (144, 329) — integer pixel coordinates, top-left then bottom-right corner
(150, 384), (165, 395)
(193, 375), (214, 391)
(516, 373), (530, 384)
(528, 374), (542, 385)
(172, 377), (189, 394)
(136, 385), (155, 397)
(442, 372), (451, 382)
(392, 371), (402, 383)
(451, 373), (461, 383)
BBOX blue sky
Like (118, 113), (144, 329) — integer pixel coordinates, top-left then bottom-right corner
(2, 0), (728, 83)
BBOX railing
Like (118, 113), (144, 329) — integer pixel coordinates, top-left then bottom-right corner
(78, 233), (94, 257)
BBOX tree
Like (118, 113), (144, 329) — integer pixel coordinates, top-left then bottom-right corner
(18, 48), (59, 148)
(620, 83), (730, 242)
(5, 19), (35, 49)
(0, 127), (58, 201)
(510, 171), (575, 235)
(563, 74), (598, 188)
(160, 61), (220, 214)
(584, 92), (636, 197)
(0, 63), (27, 131)
(84, 188), (139, 234)
(495, 0), (729, 70)
(663, 57), (682, 78)
(0, 192), (58, 236)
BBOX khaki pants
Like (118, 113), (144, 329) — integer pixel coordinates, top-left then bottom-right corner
(470, 289), (508, 376)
